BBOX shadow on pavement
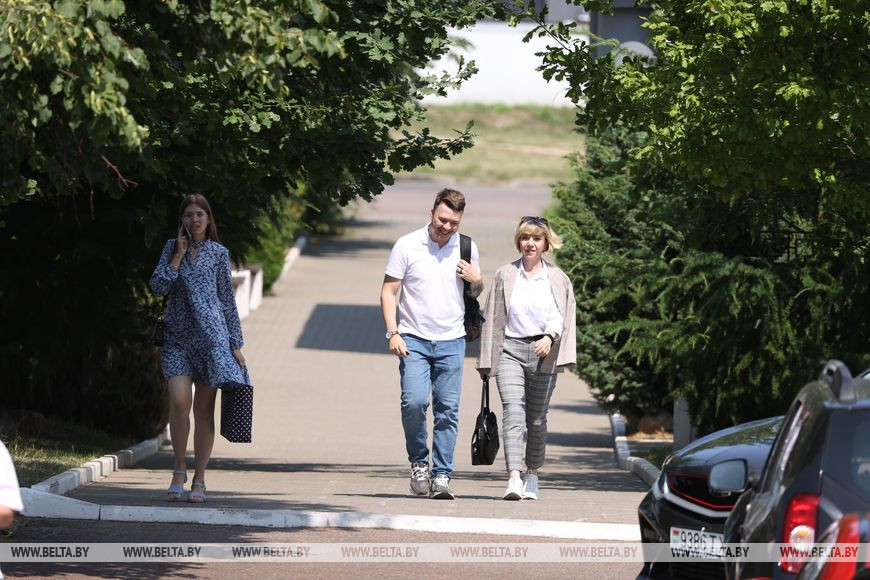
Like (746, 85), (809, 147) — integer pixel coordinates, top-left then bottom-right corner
(302, 237), (395, 258)
(295, 303), (480, 358)
(4, 563), (205, 579)
(549, 401), (607, 415)
(547, 430), (614, 449)
(296, 304), (387, 355)
(344, 217), (396, 229)
(205, 459), (402, 475)
(451, 467), (644, 493)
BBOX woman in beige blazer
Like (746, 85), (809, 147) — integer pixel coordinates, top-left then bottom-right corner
(476, 217), (576, 500)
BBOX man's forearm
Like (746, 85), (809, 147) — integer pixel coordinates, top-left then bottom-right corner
(380, 288), (399, 330)
(468, 279), (484, 298)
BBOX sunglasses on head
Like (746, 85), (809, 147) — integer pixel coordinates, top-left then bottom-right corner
(520, 216), (549, 227)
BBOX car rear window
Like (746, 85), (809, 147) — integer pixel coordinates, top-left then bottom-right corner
(823, 410), (870, 498)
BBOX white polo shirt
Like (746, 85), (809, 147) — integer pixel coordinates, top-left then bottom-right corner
(385, 224), (481, 341)
(505, 261), (564, 339)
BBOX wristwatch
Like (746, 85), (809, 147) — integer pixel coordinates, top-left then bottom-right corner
(545, 332), (557, 344)
(386, 330), (400, 340)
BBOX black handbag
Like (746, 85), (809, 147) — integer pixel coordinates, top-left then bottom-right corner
(471, 377), (500, 465)
(220, 369), (253, 443)
(459, 234), (485, 342)
(152, 295), (168, 347)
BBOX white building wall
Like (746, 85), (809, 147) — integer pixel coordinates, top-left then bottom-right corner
(421, 21), (587, 108)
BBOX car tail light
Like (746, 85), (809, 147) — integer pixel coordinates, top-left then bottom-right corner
(819, 513), (860, 580)
(779, 493), (820, 574)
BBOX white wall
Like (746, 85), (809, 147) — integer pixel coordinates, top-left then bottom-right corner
(421, 22), (587, 107)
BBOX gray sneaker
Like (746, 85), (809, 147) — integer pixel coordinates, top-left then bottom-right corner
(429, 474), (455, 499)
(522, 473), (539, 500)
(409, 462), (429, 495)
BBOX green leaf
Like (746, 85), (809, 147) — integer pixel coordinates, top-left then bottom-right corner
(56, 0), (80, 19)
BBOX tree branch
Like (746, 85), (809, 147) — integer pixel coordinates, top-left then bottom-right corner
(100, 154), (139, 189)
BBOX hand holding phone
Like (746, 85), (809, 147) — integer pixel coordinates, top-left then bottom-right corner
(174, 222), (190, 259)
(180, 218), (193, 241)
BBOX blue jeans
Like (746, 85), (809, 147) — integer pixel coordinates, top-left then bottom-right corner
(399, 334), (466, 478)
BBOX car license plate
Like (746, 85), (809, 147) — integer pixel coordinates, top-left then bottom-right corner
(669, 526), (724, 559)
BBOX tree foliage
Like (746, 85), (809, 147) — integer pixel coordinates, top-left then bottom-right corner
(551, 127), (671, 422)
(530, 1), (869, 431)
(0, 0), (499, 436)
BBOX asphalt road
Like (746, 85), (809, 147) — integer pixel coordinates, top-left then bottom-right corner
(2, 518), (644, 579)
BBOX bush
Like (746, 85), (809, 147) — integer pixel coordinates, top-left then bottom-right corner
(0, 197), (167, 439)
(552, 126), (671, 426)
(554, 127), (870, 434)
(240, 196), (305, 290)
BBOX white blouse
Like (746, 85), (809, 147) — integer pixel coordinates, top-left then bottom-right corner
(504, 261), (564, 339)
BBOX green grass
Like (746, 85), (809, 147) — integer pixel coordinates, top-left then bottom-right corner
(399, 104), (584, 183)
(4, 417), (136, 487)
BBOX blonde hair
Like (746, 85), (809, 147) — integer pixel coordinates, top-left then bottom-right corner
(514, 219), (562, 253)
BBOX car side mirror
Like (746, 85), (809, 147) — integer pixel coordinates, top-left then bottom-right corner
(747, 470), (761, 490)
(709, 459), (748, 495)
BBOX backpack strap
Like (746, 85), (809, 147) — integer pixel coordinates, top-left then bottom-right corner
(460, 234), (471, 296)
(460, 233), (471, 262)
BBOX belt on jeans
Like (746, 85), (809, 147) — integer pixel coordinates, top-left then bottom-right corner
(507, 335), (545, 342)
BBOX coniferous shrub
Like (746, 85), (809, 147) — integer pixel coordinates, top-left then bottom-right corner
(555, 126), (870, 433)
(552, 126), (671, 425)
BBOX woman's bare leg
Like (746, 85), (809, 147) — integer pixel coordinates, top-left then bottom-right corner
(167, 376), (194, 490)
(191, 383), (217, 485)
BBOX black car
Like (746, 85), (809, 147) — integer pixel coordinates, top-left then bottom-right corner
(638, 415), (783, 579)
(714, 360), (870, 579)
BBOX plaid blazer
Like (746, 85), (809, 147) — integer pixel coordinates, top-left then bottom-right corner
(476, 258), (576, 376)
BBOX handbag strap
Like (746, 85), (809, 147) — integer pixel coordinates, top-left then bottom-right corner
(460, 234), (472, 298)
(158, 240), (176, 315)
(480, 377), (490, 411)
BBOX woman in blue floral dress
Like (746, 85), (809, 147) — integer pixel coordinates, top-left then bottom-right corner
(150, 194), (246, 503)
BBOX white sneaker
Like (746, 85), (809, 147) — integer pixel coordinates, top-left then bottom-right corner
(429, 474), (455, 499)
(503, 475), (523, 501)
(522, 473), (539, 500)
(409, 462), (429, 495)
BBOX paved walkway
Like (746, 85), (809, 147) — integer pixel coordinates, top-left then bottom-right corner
(66, 180), (647, 536)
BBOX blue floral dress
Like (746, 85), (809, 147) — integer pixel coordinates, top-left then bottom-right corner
(150, 239), (245, 388)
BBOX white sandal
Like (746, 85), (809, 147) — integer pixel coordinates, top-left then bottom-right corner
(188, 481), (207, 503)
(167, 470), (187, 501)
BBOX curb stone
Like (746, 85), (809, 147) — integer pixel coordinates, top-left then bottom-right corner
(280, 235), (308, 278)
(18, 497), (640, 540)
(609, 413), (663, 488)
(97, 507), (640, 540)
(29, 427), (169, 497)
(20, 488), (101, 519)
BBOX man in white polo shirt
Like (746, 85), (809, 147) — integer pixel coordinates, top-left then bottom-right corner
(0, 440), (23, 579)
(380, 188), (482, 499)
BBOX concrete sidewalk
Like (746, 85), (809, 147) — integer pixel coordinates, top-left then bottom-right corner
(62, 181), (647, 537)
